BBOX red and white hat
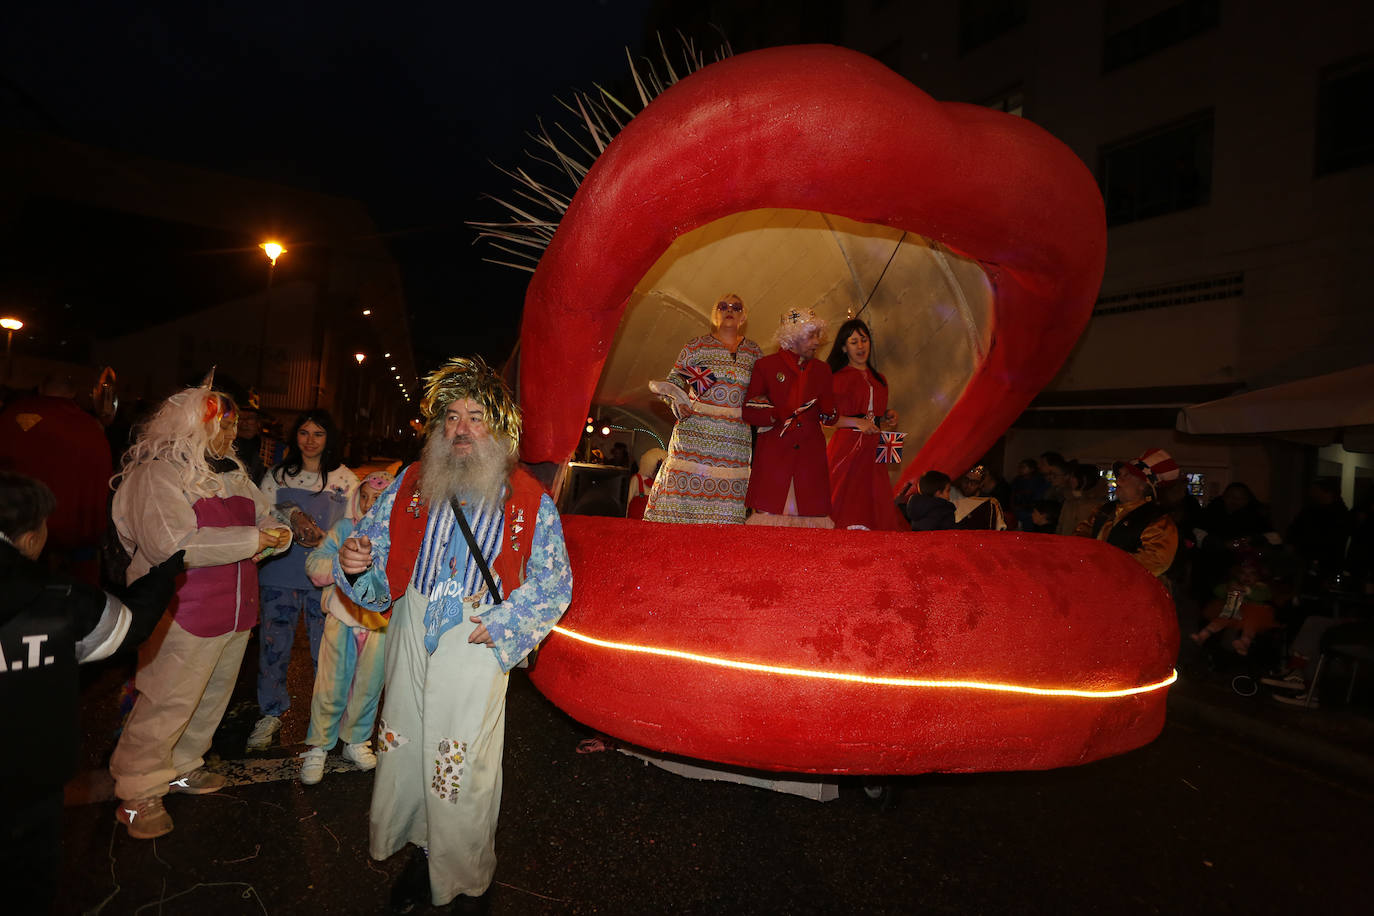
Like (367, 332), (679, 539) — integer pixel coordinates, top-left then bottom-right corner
(1120, 448), (1181, 490)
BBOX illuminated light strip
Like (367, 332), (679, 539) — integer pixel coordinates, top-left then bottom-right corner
(548, 626), (1178, 699)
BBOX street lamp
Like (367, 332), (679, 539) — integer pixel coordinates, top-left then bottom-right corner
(2, 317), (22, 379)
(259, 241), (286, 266)
(255, 241), (287, 388)
(355, 352), (366, 365)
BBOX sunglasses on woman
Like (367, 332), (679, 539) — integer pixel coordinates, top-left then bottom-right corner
(716, 301), (743, 313)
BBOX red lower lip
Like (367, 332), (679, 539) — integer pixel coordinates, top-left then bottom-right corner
(532, 518), (1176, 774)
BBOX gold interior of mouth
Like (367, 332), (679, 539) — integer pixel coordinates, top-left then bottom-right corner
(590, 209), (994, 475)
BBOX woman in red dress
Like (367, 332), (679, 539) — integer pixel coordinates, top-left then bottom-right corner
(824, 318), (905, 530)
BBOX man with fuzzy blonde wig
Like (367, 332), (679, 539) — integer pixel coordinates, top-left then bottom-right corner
(336, 356), (572, 913)
(742, 307), (837, 527)
(108, 380), (291, 839)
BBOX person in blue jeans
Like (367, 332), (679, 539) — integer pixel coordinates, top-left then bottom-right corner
(248, 409), (357, 750)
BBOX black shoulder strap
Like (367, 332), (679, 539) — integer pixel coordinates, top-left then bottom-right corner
(1090, 501), (1116, 537)
(449, 497), (502, 605)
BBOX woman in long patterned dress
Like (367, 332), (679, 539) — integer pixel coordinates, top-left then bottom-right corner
(644, 294), (762, 525)
(824, 318), (906, 530)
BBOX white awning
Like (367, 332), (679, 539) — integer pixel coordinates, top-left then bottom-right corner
(1176, 365), (1374, 449)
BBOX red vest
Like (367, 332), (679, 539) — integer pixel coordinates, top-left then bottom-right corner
(382, 463), (546, 617)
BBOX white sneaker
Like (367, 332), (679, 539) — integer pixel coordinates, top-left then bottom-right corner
(1260, 672), (1306, 691)
(299, 746), (327, 785)
(246, 715), (281, 751)
(343, 741), (378, 771)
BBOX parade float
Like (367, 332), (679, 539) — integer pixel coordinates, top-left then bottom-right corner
(479, 43), (1178, 775)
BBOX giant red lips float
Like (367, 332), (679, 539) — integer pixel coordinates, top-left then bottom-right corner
(515, 46), (1178, 774)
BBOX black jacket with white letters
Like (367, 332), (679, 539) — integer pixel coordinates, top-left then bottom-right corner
(0, 541), (181, 794)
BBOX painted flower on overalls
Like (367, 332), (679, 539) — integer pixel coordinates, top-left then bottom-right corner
(431, 737), (467, 803)
(377, 719), (410, 753)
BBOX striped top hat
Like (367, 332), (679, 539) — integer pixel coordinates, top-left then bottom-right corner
(1120, 448), (1181, 490)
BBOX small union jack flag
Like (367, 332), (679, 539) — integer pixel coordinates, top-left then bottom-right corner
(778, 398), (817, 436)
(875, 431), (905, 464)
(679, 363), (717, 396)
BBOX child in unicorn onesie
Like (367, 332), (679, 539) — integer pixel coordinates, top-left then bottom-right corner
(297, 471), (395, 784)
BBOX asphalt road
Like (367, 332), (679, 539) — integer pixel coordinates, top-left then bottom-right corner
(58, 627), (1373, 915)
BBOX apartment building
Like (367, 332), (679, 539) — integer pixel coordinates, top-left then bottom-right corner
(835, 0), (1372, 519)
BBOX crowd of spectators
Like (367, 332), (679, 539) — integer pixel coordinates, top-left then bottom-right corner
(918, 445), (1370, 709)
(892, 443), (1373, 700)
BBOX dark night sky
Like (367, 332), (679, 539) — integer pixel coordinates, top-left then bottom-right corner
(2, 0), (669, 368)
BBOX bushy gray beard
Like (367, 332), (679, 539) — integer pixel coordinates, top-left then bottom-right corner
(418, 430), (512, 509)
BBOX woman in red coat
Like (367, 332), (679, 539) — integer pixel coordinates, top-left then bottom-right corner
(742, 308), (836, 527)
(824, 318), (906, 530)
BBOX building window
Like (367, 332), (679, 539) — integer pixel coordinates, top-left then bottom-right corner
(1099, 112), (1213, 227)
(1315, 55), (1374, 176)
(1093, 272), (1243, 316)
(1103, 467), (1119, 501)
(1185, 472), (1207, 503)
(958, 0), (1027, 54)
(1103, 0), (1218, 73)
(982, 85), (1024, 118)
(1103, 467), (1205, 502)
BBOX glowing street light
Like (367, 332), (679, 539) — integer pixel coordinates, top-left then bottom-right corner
(259, 241), (286, 266)
(2, 316), (23, 373)
(256, 241), (286, 387)
(355, 353), (366, 365)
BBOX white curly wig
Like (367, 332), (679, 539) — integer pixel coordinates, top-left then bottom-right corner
(773, 307), (828, 353)
(114, 385), (245, 498)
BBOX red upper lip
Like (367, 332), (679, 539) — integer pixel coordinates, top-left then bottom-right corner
(519, 45), (1104, 485)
